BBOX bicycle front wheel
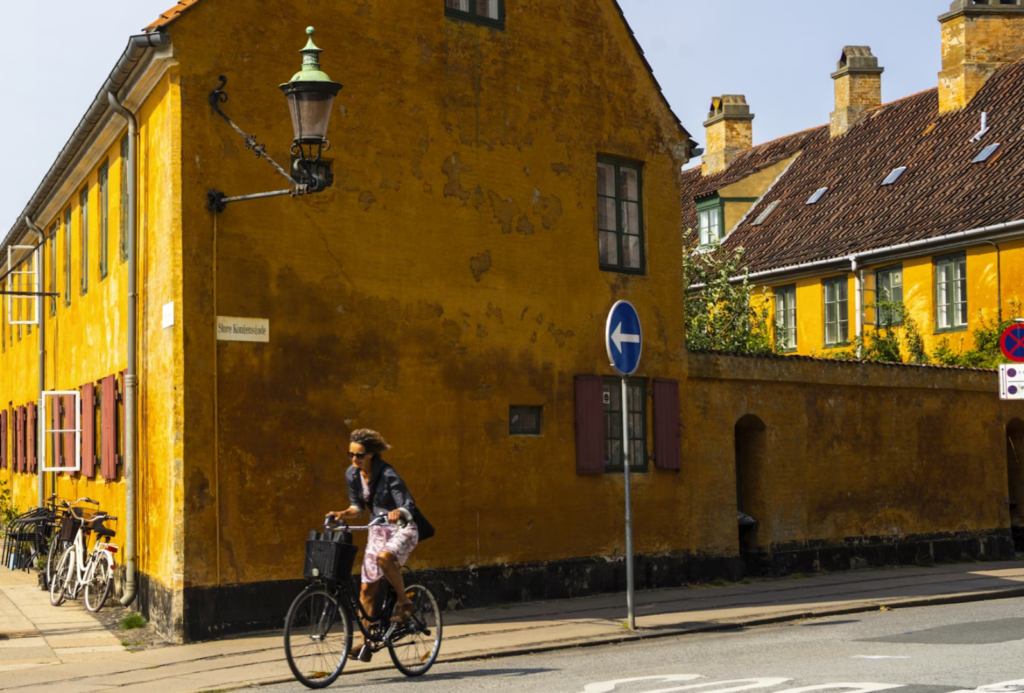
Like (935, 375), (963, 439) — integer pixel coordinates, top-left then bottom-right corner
(284, 586), (352, 689)
(49, 547), (74, 607)
(84, 554), (112, 613)
(45, 535), (64, 592)
(387, 583), (442, 677)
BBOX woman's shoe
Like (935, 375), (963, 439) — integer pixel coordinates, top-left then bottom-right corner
(390, 602), (415, 623)
(349, 643), (372, 662)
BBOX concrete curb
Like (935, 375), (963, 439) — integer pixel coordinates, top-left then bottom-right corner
(199, 584), (1024, 692)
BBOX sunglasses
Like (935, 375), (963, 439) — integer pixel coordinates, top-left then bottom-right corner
(347, 451), (368, 459)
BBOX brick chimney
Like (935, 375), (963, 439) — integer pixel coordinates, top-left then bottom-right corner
(702, 95), (754, 177)
(830, 46), (883, 138)
(938, 0), (1024, 114)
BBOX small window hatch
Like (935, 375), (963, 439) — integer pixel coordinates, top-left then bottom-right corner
(751, 200), (781, 226)
(881, 167), (907, 185)
(509, 405), (542, 435)
(806, 188), (828, 205)
(972, 143), (1001, 163)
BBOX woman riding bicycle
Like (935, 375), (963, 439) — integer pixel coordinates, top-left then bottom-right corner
(326, 429), (432, 660)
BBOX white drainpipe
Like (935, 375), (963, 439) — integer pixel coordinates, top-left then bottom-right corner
(850, 255), (862, 357)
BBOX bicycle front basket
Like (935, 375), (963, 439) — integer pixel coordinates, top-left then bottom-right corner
(303, 539), (358, 581)
(58, 514), (82, 543)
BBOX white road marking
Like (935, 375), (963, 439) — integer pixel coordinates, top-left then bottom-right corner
(851, 656), (910, 660)
(580, 675), (704, 693)
(949, 681), (1024, 693)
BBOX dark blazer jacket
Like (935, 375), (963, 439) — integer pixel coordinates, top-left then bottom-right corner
(346, 459), (434, 540)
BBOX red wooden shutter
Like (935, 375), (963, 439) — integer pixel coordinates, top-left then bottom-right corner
(574, 375), (606, 474)
(81, 383), (96, 478)
(63, 395), (77, 476)
(0, 409), (7, 469)
(16, 406), (25, 472)
(101, 375), (117, 480)
(26, 402), (36, 473)
(653, 379), (681, 471)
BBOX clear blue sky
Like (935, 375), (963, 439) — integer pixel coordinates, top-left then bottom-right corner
(0, 0), (952, 225)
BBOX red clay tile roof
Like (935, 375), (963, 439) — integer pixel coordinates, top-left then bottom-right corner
(143, 0), (200, 32)
(683, 61), (1024, 275)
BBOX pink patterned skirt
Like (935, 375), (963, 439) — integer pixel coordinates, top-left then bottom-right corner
(362, 522), (419, 584)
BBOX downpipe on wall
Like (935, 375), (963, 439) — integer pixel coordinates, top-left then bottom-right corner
(23, 218), (45, 509)
(851, 256), (862, 358)
(107, 91), (140, 608)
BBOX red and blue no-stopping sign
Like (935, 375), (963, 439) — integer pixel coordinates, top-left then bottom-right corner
(1000, 322), (1024, 363)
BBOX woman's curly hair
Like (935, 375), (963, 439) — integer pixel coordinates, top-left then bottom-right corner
(350, 429), (391, 459)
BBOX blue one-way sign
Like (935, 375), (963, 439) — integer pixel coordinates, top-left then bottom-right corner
(606, 301), (642, 376)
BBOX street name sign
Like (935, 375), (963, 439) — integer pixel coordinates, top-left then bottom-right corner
(217, 316), (270, 343)
(606, 300), (642, 376)
(1000, 322), (1024, 363)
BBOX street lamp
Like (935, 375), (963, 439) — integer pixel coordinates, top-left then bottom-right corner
(207, 27), (343, 212)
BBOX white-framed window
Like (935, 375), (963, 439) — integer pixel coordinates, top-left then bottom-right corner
(823, 276), (849, 346)
(936, 253), (967, 332)
(697, 201), (723, 247)
(775, 285), (797, 352)
(875, 265), (904, 326)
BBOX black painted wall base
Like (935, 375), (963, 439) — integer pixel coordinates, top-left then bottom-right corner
(1012, 526), (1024, 553)
(742, 529), (1015, 578)
(160, 527), (1013, 642)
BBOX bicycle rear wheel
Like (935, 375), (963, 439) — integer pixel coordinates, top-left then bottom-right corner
(84, 554), (112, 613)
(284, 586), (352, 689)
(49, 547), (73, 607)
(44, 535), (64, 592)
(387, 583), (442, 677)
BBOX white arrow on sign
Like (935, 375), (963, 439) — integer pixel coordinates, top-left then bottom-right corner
(611, 322), (640, 353)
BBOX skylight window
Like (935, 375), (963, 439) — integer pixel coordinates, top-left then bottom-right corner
(972, 143), (1001, 163)
(806, 187), (828, 205)
(751, 200), (781, 226)
(881, 167), (907, 186)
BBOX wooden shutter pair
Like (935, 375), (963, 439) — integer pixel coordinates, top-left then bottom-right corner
(63, 395), (77, 477)
(15, 406), (25, 472)
(81, 383), (96, 478)
(573, 376), (681, 473)
(26, 403), (36, 473)
(100, 374), (118, 481)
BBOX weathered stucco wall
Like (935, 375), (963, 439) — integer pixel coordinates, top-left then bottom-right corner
(167, 0), (691, 638)
(687, 351), (1024, 572)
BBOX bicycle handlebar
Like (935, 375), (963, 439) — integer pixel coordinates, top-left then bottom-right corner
(323, 515), (393, 532)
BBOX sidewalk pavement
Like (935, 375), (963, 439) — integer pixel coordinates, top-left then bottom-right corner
(2, 560), (1024, 692)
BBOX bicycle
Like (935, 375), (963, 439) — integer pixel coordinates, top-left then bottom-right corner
(283, 516), (443, 688)
(42, 495), (88, 591)
(49, 504), (118, 613)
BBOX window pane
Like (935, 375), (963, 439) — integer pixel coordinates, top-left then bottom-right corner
(631, 440), (644, 467)
(699, 210), (710, 245)
(609, 439), (621, 468)
(598, 198), (616, 231)
(620, 167), (639, 202)
(622, 201), (639, 235)
(599, 231), (618, 266)
(623, 235), (641, 269)
(476, 0), (500, 19)
(597, 162), (616, 197)
(446, 0), (469, 10)
(709, 208), (721, 240)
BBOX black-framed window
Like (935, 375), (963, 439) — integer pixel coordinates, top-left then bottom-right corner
(99, 162), (109, 280)
(774, 284), (797, 352)
(602, 377), (647, 472)
(597, 157), (645, 274)
(823, 276), (849, 347)
(697, 196), (724, 247)
(875, 265), (903, 326)
(80, 187), (89, 296)
(935, 252), (967, 332)
(445, 0), (504, 28)
(509, 406), (542, 435)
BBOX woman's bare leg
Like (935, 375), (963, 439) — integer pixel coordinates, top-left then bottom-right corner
(376, 551), (411, 606)
(357, 580), (379, 650)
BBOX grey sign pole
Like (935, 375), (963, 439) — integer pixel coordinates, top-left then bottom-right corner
(621, 376), (635, 630)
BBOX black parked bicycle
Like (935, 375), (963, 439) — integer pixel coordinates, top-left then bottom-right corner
(283, 517), (442, 688)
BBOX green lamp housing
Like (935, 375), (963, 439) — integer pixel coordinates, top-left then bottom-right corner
(280, 27), (343, 147)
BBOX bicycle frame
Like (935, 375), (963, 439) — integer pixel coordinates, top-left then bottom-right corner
(59, 517), (118, 599)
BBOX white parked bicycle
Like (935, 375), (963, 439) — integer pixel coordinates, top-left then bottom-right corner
(49, 506), (119, 613)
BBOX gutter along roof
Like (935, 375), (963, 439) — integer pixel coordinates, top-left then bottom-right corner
(1, 32), (167, 260)
(682, 61), (1024, 277)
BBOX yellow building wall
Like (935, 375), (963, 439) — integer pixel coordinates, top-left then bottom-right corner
(0, 70), (183, 625)
(164, 0), (692, 637)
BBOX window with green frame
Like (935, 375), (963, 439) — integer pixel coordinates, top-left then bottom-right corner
(935, 252), (967, 332)
(774, 284), (797, 352)
(99, 162), (109, 280)
(120, 136), (129, 263)
(63, 208), (71, 307)
(875, 265), (903, 326)
(597, 157), (645, 274)
(49, 223), (57, 317)
(602, 377), (647, 472)
(80, 187), (89, 295)
(697, 196), (724, 247)
(823, 276), (849, 347)
(445, 0), (504, 28)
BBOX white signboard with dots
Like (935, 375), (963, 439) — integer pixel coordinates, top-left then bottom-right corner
(1000, 364), (1024, 400)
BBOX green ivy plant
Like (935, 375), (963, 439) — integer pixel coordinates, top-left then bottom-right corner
(0, 478), (18, 526)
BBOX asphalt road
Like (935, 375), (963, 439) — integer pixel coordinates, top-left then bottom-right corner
(260, 596), (1024, 693)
